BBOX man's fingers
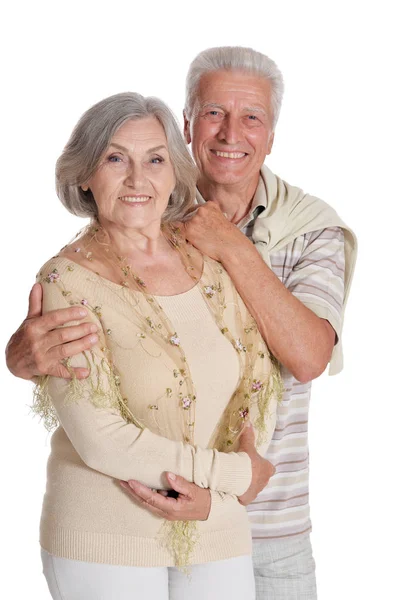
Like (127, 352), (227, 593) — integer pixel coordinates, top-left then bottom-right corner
(51, 334), (99, 362)
(27, 283), (43, 319)
(121, 482), (173, 518)
(35, 306), (89, 333)
(46, 323), (99, 349)
(120, 483), (165, 519)
(72, 367), (91, 380)
(49, 363), (90, 380)
(166, 473), (193, 496)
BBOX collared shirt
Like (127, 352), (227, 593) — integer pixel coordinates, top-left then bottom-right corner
(196, 178), (345, 541)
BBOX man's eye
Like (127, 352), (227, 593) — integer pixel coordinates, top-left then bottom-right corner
(247, 115), (258, 121)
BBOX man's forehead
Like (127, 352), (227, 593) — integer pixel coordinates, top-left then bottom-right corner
(196, 71), (272, 107)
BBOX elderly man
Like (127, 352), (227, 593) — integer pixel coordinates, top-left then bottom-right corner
(6, 47), (356, 599)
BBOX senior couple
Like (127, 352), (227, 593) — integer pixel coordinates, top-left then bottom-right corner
(7, 46), (357, 600)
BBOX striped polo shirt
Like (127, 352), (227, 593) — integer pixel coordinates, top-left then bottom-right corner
(238, 188), (345, 541)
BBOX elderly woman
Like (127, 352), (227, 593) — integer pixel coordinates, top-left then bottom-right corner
(34, 92), (281, 600)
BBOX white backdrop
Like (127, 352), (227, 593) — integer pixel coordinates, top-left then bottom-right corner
(1, 1), (398, 598)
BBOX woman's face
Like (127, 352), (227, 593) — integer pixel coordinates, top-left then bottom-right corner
(85, 117), (176, 234)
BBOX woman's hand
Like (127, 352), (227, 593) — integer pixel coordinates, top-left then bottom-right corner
(237, 423), (276, 506)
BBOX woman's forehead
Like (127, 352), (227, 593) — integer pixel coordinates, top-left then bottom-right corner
(111, 117), (168, 150)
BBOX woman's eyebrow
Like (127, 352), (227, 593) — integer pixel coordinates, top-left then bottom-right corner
(146, 145), (168, 154)
(108, 143), (168, 154)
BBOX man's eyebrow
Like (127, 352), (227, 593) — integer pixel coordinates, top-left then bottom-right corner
(243, 106), (267, 114)
(108, 143), (168, 153)
(200, 103), (225, 111)
(198, 103), (266, 115)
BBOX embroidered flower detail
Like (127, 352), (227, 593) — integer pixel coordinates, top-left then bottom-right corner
(62, 291), (71, 297)
(133, 275), (146, 287)
(148, 404), (159, 410)
(238, 407), (249, 420)
(166, 388), (173, 397)
(146, 317), (155, 330)
(221, 327), (229, 335)
(74, 247), (81, 253)
(106, 329), (112, 335)
(252, 380), (264, 392)
(235, 339), (246, 352)
(67, 265), (74, 272)
(173, 369), (179, 378)
(137, 333), (146, 339)
(121, 280), (129, 287)
(181, 396), (192, 410)
(45, 269), (59, 283)
(170, 235), (180, 248)
(81, 299), (88, 306)
(93, 306), (102, 317)
(244, 326), (255, 334)
(86, 252), (93, 261)
(203, 285), (216, 298)
(169, 333), (180, 346)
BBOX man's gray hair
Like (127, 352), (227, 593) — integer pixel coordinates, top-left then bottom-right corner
(185, 46), (284, 129)
(56, 92), (198, 222)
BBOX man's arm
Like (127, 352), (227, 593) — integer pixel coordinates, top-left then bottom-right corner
(183, 203), (336, 383)
(5, 283), (98, 380)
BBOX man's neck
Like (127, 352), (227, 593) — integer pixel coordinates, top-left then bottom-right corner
(197, 174), (259, 224)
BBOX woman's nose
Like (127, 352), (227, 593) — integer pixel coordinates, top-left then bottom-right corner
(124, 163), (145, 187)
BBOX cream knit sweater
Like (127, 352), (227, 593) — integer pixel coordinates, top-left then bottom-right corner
(37, 256), (277, 567)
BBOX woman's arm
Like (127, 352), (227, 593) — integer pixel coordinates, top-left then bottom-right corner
(38, 269), (252, 497)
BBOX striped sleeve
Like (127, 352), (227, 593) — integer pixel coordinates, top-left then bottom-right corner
(273, 227), (345, 338)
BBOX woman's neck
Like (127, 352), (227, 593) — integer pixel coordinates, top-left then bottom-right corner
(97, 218), (171, 260)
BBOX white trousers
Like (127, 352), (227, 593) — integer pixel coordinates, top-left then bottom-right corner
(41, 549), (256, 600)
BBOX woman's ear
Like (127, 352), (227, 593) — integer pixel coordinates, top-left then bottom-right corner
(81, 184), (89, 192)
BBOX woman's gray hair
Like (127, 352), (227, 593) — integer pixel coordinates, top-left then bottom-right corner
(185, 46), (284, 129)
(56, 92), (198, 222)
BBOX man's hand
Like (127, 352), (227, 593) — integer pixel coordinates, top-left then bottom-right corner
(237, 423), (276, 506)
(120, 472), (211, 521)
(5, 283), (99, 380)
(183, 202), (252, 263)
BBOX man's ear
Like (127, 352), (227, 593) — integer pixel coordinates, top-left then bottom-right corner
(266, 132), (275, 155)
(183, 110), (191, 145)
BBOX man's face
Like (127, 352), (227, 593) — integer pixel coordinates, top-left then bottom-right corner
(184, 70), (275, 188)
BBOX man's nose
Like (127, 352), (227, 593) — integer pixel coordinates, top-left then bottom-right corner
(217, 115), (242, 145)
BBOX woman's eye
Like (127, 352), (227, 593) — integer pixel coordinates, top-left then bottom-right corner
(150, 157), (164, 164)
(108, 155), (123, 163)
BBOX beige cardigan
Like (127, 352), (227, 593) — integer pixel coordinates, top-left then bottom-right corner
(37, 255), (278, 567)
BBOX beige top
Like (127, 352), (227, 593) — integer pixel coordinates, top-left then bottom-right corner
(37, 255), (278, 567)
